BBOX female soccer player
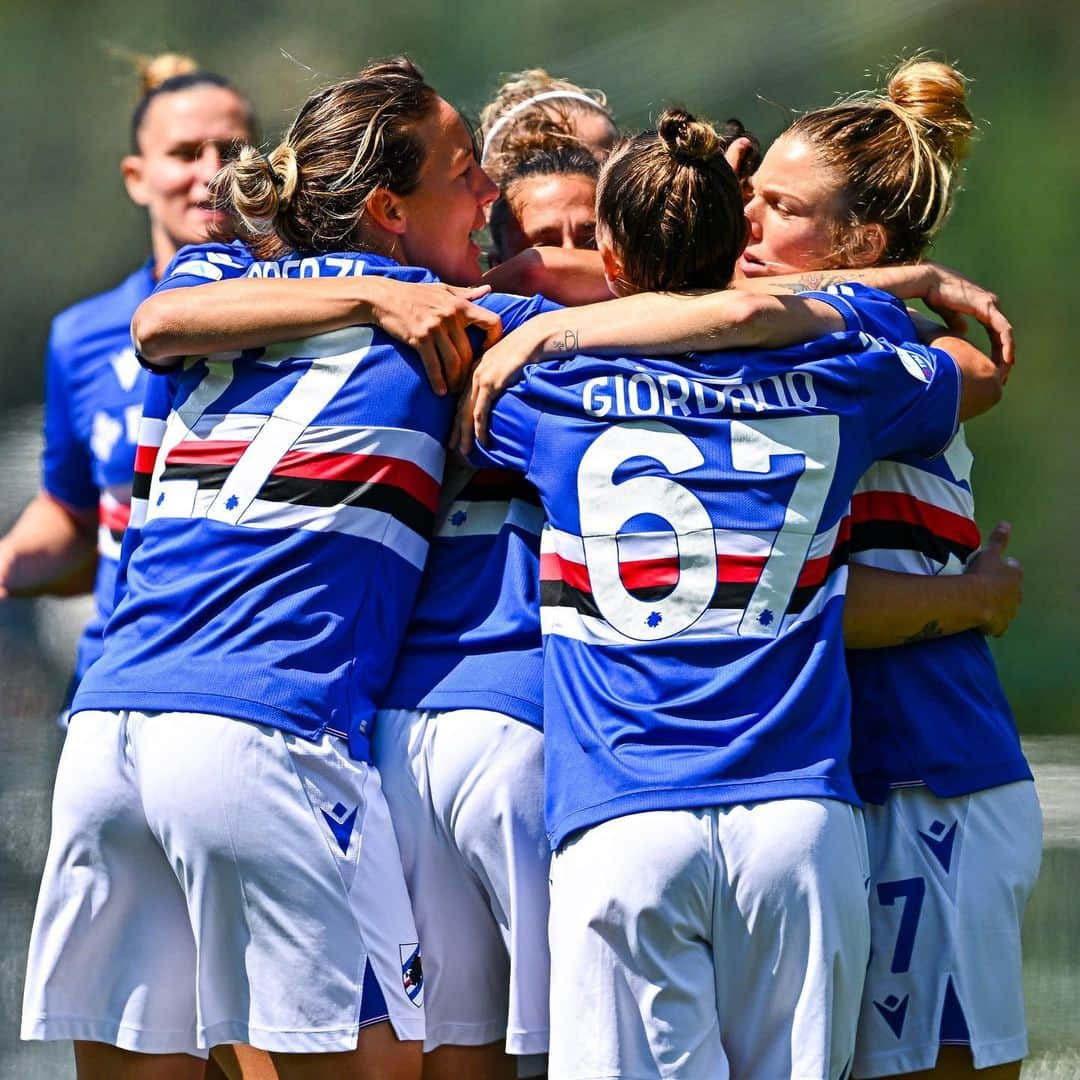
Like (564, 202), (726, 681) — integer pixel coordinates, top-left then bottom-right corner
(467, 105), (1008, 1080)
(0, 53), (252, 702)
(735, 61), (1038, 1080)
(21, 58), (555, 1080)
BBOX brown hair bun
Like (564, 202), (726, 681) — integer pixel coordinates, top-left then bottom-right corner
(137, 52), (199, 96)
(657, 107), (721, 163)
(887, 59), (974, 165)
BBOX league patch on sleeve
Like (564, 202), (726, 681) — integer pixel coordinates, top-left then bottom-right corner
(896, 345), (935, 384)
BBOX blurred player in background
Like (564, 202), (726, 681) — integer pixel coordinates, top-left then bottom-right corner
(468, 105), (1008, 1080)
(0, 53), (253, 714)
(732, 60), (1039, 1080)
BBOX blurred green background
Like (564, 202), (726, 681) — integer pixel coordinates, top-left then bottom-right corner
(1, 0), (1077, 730)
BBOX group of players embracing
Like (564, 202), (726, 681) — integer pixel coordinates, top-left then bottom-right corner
(7, 46), (1039, 1080)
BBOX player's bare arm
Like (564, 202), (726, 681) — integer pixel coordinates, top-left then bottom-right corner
(132, 275), (502, 396)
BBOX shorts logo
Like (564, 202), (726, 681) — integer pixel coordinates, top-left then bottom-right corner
(873, 993), (910, 1038)
(897, 345), (935, 383)
(400, 943), (424, 1007)
(917, 819), (957, 873)
(321, 802), (358, 856)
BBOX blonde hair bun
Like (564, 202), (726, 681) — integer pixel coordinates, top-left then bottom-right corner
(657, 107), (721, 163)
(225, 143), (299, 234)
(888, 59), (974, 164)
(137, 52), (199, 96)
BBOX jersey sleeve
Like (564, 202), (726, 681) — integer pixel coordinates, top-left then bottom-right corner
(153, 242), (253, 294)
(803, 282), (920, 342)
(41, 322), (97, 511)
(856, 340), (961, 461)
(465, 292), (563, 356)
(466, 375), (545, 476)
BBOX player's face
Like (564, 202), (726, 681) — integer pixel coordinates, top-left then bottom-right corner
(498, 173), (598, 261)
(396, 98), (499, 285)
(124, 85), (251, 253)
(738, 133), (847, 278)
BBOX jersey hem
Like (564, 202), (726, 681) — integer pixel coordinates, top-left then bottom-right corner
(549, 776), (859, 850)
(854, 759), (1033, 804)
(379, 689), (543, 729)
(70, 694), (371, 762)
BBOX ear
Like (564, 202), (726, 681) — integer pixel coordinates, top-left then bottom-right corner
(598, 238), (623, 288)
(364, 187), (408, 237)
(846, 222), (887, 268)
(122, 155), (150, 207)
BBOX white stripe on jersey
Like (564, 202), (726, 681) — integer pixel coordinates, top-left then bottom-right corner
(97, 526), (122, 561)
(853, 459), (974, 521)
(235, 498), (431, 570)
(436, 498), (545, 538)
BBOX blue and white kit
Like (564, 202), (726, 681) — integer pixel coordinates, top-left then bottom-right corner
(41, 261), (154, 683)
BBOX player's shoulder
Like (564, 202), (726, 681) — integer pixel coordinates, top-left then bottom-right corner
(50, 258), (156, 355)
(162, 239), (253, 284)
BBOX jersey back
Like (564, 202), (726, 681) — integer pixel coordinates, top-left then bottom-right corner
(471, 285), (961, 847)
(73, 243), (550, 759)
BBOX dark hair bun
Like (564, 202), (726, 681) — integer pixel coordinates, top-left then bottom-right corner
(657, 107), (721, 163)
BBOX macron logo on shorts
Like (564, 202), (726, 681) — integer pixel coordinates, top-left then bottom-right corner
(873, 993), (910, 1038)
(321, 802), (358, 855)
(917, 819), (957, 873)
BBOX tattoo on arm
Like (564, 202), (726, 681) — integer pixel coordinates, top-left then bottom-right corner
(903, 619), (945, 644)
(546, 329), (580, 353)
(771, 270), (847, 295)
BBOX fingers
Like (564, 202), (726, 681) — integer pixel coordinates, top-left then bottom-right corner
(433, 330), (468, 396)
(464, 303), (503, 351)
(445, 283), (492, 300)
(472, 382), (494, 450)
(415, 338), (447, 397)
(985, 520), (1011, 554)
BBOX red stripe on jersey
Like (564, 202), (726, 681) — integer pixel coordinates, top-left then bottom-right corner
(271, 450), (440, 512)
(541, 552), (591, 592)
(851, 491), (980, 550)
(165, 439), (248, 467)
(134, 444), (163, 474)
(99, 500), (131, 532)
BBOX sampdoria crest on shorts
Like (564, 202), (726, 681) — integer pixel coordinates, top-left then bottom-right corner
(400, 943), (424, 1007)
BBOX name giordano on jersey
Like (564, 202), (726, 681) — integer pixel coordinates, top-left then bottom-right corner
(582, 370), (820, 420)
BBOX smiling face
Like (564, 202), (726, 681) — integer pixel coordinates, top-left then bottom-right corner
(123, 84), (252, 272)
(393, 97), (499, 285)
(497, 172), (598, 260)
(738, 133), (849, 278)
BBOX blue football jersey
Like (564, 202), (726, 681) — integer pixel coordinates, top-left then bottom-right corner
(74, 244), (552, 760)
(42, 260), (155, 681)
(820, 286), (1031, 801)
(471, 284), (961, 848)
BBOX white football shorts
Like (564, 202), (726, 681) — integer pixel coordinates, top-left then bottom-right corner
(548, 798), (871, 1080)
(374, 708), (550, 1057)
(853, 780), (1042, 1077)
(22, 709), (425, 1056)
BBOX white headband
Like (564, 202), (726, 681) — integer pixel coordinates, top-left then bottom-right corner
(480, 90), (608, 165)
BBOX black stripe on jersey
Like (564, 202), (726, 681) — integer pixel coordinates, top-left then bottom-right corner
(540, 546), (851, 621)
(132, 470), (154, 501)
(159, 462), (434, 538)
(848, 521), (974, 565)
(459, 475), (542, 506)
(258, 474), (434, 538)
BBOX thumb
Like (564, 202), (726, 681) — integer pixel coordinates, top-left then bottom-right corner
(984, 520), (1011, 555)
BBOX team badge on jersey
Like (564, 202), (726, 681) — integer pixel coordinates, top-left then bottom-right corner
(400, 943), (424, 1007)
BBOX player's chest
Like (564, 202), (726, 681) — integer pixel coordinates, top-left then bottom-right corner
(72, 340), (147, 484)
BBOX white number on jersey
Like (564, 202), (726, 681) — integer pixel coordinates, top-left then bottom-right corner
(575, 417), (839, 641)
